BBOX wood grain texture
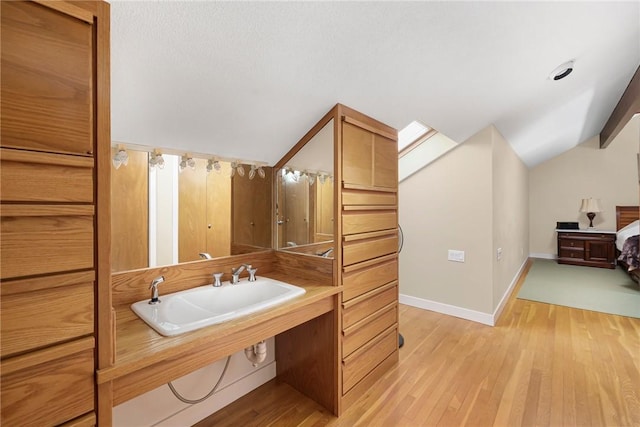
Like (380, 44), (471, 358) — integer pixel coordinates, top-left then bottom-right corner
(616, 205), (639, 230)
(111, 149), (148, 271)
(342, 304), (397, 357)
(1, 1), (94, 155)
(372, 133), (398, 189)
(111, 249), (275, 306)
(1, 212), (94, 279)
(104, 287), (338, 405)
(342, 210), (397, 235)
(342, 188), (397, 206)
(1, 148), (94, 203)
(195, 260), (640, 426)
(276, 309), (339, 414)
(342, 234), (398, 266)
(275, 250), (334, 287)
(342, 283), (397, 329)
(179, 158), (208, 262)
(342, 326), (397, 393)
(1, 344), (95, 427)
(1, 280), (93, 358)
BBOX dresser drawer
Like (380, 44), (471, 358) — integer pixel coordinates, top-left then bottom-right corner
(343, 232), (398, 267)
(558, 238), (585, 250)
(342, 210), (397, 235)
(1, 206), (94, 280)
(559, 248), (584, 259)
(1, 338), (95, 427)
(343, 303), (397, 357)
(1, 272), (94, 358)
(343, 283), (397, 329)
(342, 326), (397, 393)
(343, 256), (397, 301)
(0, 148), (94, 203)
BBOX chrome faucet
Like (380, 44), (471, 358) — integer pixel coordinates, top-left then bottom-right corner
(212, 272), (223, 287)
(231, 264), (251, 284)
(199, 252), (213, 260)
(149, 276), (165, 305)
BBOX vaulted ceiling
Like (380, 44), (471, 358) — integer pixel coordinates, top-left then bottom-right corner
(110, 1), (640, 168)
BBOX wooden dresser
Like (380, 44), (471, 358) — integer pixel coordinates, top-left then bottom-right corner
(1, 1), (111, 425)
(338, 107), (399, 411)
(556, 229), (616, 269)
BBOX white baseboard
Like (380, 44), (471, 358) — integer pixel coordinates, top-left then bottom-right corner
(400, 257), (529, 327)
(492, 257), (528, 323)
(530, 253), (555, 259)
(399, 294), (495, 326)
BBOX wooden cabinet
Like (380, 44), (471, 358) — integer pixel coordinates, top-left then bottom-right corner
(557, 230), (616, 269)
(338, 107), (399, 411)
(0, 1), (110, 425)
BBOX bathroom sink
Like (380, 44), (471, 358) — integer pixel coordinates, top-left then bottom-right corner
(131, 277), (306, 336)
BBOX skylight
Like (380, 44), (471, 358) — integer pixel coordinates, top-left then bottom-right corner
(398, 121), (431, 151)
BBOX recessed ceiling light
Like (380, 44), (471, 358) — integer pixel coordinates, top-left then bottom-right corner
(549, 60), (575, 81)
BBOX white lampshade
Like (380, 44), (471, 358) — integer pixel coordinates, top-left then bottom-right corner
(579, 198), (602, 213)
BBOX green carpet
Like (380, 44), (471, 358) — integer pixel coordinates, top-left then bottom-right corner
(517, 259), (640, 318)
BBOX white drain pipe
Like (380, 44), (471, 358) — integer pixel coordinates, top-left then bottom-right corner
(244, 340), (267, 367)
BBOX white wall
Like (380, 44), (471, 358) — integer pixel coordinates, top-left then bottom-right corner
(113, 338), (276, 426)
(399, 124), (529, 324)
(529, 115), (639, 256)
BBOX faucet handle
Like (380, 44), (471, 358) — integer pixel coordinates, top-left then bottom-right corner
(213, 272), (223, 287)
(248, 268), (257, 282)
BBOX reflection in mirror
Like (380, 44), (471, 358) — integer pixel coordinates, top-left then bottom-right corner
(111, 148), (272, 272)
(276, 119), (335, 257)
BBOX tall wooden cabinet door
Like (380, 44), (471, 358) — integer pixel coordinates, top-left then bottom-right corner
(179, 159), (208, 262)
(111, 149), (149, 271)
(373, 134), (398, 189)
(1, 1), (94, 156)
(206, 162), (232, 258)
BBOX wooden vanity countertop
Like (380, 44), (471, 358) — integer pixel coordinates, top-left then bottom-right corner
(97, 272), (340, 405)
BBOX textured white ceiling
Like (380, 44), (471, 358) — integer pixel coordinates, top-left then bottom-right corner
(110, 1), (640, 168)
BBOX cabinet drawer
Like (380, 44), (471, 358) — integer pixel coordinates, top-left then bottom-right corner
(1, 272), (94, 358)
(1, 206), (94, 280)
(559, 238), (585, 249)
(342, 211), (397, 235)
(342, 189), (396, 206)
(1, 149), (94, 203)
(342, 326), (397, 393)
(343, 257), (397, 301)
(559, 248), (584, 259)
(1, 339), (95, 427)
(343, 303), (397, 357)
(343, 232), (398, 267)
(343, 283), (397, 329)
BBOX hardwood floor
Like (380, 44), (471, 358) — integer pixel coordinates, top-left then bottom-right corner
(196, 261), (640, 426)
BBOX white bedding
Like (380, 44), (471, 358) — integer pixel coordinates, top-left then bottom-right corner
(617, 219), (640, 250)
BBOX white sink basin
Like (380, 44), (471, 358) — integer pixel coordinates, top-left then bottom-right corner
(131, 277), (306, 336)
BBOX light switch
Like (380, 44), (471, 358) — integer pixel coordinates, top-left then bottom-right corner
(448, 249), (465, 262)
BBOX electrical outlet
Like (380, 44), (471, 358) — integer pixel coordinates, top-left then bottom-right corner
(448, 249), (465, 262)
(497, 247), (503, 261)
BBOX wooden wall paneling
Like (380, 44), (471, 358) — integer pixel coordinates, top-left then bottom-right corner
(111, 250), (276, 306)
(276, 307), (338, 414)
(274, 251), (334, 287)
(0, 1), (93, 155)
(111, 149), (148, 271)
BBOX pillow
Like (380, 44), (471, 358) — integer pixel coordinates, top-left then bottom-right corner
(617, 220), (640, 250)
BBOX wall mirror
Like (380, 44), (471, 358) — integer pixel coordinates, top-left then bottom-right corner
(111, 148), (272, 272)
(275, 119), (335, 257)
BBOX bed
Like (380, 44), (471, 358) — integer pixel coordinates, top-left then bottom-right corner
(616, 206), (640, 282)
